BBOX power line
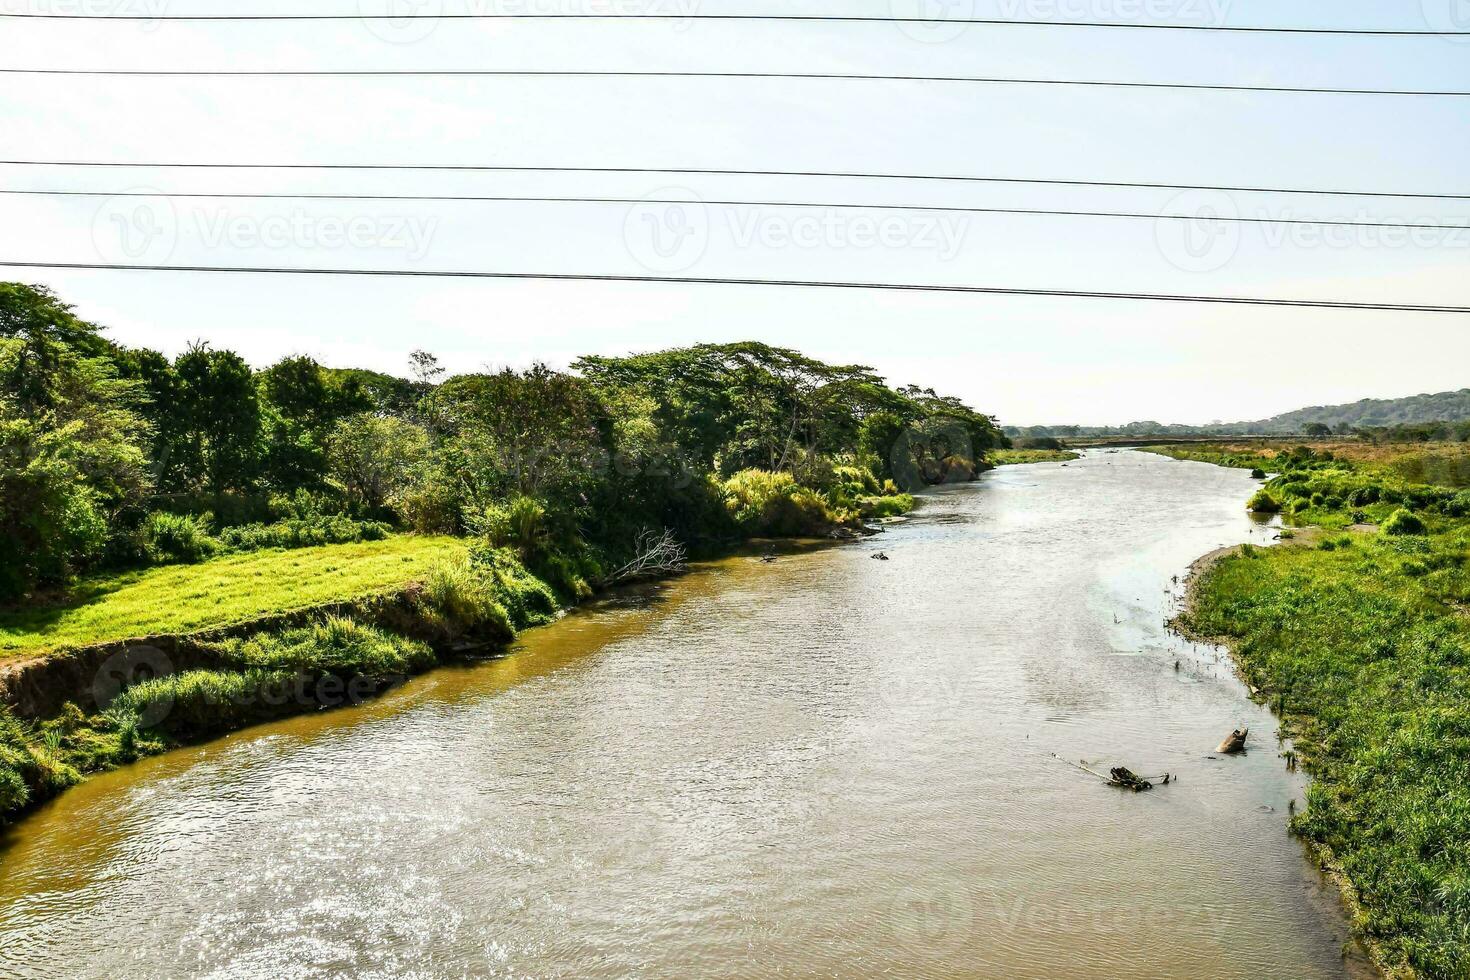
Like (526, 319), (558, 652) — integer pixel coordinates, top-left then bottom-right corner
(3, 262), (1465, 314)
(1, 11), (1464, 36)
(8, 188), (1466, 234)
(3, 160), (1464, 202)
(7, 67), (1466, 97)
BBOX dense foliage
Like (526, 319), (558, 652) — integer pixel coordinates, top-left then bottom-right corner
(0, 283), (1005, 605)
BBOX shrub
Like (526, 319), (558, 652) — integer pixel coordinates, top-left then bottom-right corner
(1443, 491), (1470, 518)
(142, 511), (220, 564)
(219, 616), (436, 679)
(110, 668), (295, 738)
(1247, 489), (1282, 514)
(469, 547), (561, 629)
(1383, 509), (1428, 536)
(723, 469), (837, 536)
(217, 515), (390, 552)
(418, 556), (515, 640)
(859, 494), (915, 519)
(467, 495), (548, 557)
(832, 464), (880, 496)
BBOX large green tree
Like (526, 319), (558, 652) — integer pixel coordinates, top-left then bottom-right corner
(0, 285), (149, 599)
(171, 343), (262, 496)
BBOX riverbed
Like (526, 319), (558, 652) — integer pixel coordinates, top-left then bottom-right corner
(0, 450), (1369, 978)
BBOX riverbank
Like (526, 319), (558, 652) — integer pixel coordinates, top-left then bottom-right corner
(989, 448), (1081, 464)
(1175, 444), (1470, 980)
(0, 450), (1367, 979)
(0, 497), (918, 826)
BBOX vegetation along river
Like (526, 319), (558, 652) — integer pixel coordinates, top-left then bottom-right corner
(0, 451), (1371, 978)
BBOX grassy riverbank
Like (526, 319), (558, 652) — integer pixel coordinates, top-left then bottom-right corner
(0, 481), (921, 825)
(989, 448), (1080, 464)
(0, 546), (550, 819)
(0, 535), (467, 660)
(1179, 441), (1470, 979)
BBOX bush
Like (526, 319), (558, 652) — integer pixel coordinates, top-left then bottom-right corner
(1440, 491), (1470, 518)
(467, 495), (549, 557)
(417, 556), (516, 640)
(1247, 489), (1282, 513)
(142, 511), (220, 564)
(218, 616), (436, 679)
(110, 668), (295, 738)
(832, 464), (880, 496)
(723, 469), (838, 536)
(1383, 509), (1427, 536)
(217, 515), (389, 552)
(859, 494), (915, 519)
(469, 547), (562, 629)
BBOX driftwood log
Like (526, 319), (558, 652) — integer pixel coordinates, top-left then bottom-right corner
(1108, 767), (1154, 792)
(1217, 728), (1249, 754)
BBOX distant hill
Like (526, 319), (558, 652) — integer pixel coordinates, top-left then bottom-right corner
(1249, 389), (1470, 434)
(1009, 387), (1470, 439)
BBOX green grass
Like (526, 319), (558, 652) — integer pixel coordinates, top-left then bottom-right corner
(1187, 533), (1470, 979)
(0, 549), (565, 823)
(1141, 444), (1281, 471)
(989, 448), (1080, 465)
(0, 535), (467, 659)
(1181, 444), (1470, 977)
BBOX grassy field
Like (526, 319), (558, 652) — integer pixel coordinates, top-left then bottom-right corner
(1180, 441), (1470, 978)
(1147, 440), (1470, 488)
(1142, 443), (1280, 472)
(989, 448), (1080, 465)
(0, 535), (467, 659)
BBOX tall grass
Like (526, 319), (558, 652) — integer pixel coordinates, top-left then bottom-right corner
(722, 469), (835, 537)
(1187, 539), (1470, 978)
(217, 516), (390, 551)
(214, 616), (436, 678)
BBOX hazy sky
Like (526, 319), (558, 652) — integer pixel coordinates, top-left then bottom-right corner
(3, 0), (1468, 426)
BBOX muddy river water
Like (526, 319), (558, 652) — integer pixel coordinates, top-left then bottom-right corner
(0, 450), (1369, 978)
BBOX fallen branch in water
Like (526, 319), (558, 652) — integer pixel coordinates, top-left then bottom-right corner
(610, 528), (688, 583)
(1050, 754), (1172, 792)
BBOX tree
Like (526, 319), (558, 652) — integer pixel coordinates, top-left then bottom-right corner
(0, 283), (116, 416)
(258, 355), (371, 492)
(173, 343), (261, 495)
(433, 363), (611, 511)
(1303, 422), (1332, 438)
(0, 296), (150, 599)
(327, 413), (429, 514)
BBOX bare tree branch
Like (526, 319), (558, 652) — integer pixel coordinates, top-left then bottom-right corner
(611, 528), (688, 583)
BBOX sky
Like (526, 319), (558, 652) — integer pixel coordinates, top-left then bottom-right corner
(2, 0), (1468, 426)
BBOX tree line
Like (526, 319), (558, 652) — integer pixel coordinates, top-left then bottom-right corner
(1, 283), (1007, 602)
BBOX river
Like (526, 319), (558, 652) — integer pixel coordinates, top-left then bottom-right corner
(0, 450), (1369, 978)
